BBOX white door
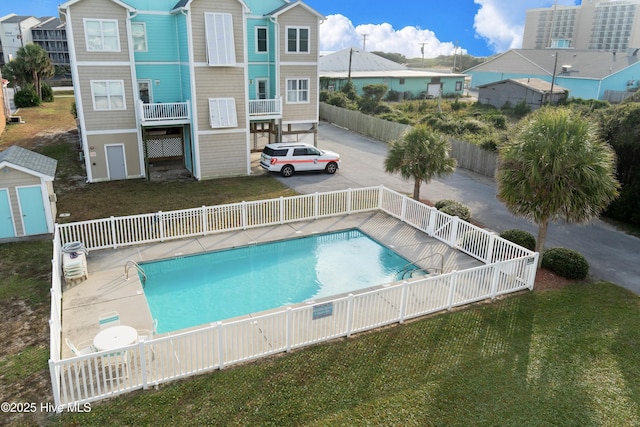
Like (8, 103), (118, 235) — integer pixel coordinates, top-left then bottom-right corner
(106, 145), (127, 180)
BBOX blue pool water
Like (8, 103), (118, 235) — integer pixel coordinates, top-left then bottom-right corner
(141, 229), (413, 333)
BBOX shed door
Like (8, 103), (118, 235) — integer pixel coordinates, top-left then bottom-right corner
(106, 145), (127, 180)
(0, 189), (16, 238)
(17, 186), (48, 235)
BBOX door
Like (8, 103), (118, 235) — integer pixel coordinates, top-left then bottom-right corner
(292, 146), (321, 172)
(0, 189), (16, 238)
(256, 79), (268, 100)
(106, 145), (127, 180)
(17, 186), (48, 235)
(138, 80), (152, 104)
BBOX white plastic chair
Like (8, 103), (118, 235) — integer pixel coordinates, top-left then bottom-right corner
(65, 337), (95, 356)
(137, 319), (158, 359)
(101, 351), (129, 383)
(98, 311), (120, 330)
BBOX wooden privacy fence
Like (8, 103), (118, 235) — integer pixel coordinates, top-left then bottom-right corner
(49, 186), (537, 410)
(319, 103), (498, 177)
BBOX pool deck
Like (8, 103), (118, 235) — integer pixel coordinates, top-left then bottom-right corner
(61, 211), (483, 359)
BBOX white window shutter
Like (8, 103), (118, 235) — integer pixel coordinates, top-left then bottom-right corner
(205, 13), (235, 66)
(209, 98), (237, 128)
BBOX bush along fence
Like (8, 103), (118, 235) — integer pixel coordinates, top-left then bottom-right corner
(49, 186), (537, 410)
(319, 103), (497, 177)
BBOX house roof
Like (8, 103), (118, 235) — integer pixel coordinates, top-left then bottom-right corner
(59, 0), (135, 13)
(0, 146), (57, 180)
(478, 77), (567, 94)
(268, 1), (324, 20)
(320, 48), (466, 79)
(172, 0), (249, 13)
(33, 17), (64, 30)
(466, 49), (640, 80)
(320, 48), (406, 73)
(1, 15), (36, 23)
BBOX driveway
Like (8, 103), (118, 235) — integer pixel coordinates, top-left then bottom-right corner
(271, 122), (640, 294)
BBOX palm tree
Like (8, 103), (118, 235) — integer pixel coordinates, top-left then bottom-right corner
(497, 107), (619, 266)
(3, 44), (54, 100)
(384, 125), (457, 200)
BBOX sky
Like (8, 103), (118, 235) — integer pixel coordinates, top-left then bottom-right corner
(2, 0), (582, 58)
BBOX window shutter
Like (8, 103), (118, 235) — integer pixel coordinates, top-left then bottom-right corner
(209, 98), (238, 128)
(205, 13), (235, 66)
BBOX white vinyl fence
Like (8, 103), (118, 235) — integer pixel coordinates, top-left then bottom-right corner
(49, 186), (537, 410)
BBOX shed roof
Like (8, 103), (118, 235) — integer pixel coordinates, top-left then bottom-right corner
(0, 146), (57, 180)
(320, 48), (406, 72)
(478, 77), (567, 94)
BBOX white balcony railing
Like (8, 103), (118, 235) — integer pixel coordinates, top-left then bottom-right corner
(138, 100), (190, 123)
(249, 98), (282, 117)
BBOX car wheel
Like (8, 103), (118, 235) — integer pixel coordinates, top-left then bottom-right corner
(325, 162), (338, 174)
(281, 165), (294, 177)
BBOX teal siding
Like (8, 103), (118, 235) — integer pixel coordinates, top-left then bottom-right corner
(135, 64), (183, 102)
(125, 0), (178, 9)
(326, 76), (464, 99)
(244, 0), (286, 14)
(132, 14), (180, 63)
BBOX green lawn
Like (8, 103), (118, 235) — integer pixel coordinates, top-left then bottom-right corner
(51, 282), (640, 426)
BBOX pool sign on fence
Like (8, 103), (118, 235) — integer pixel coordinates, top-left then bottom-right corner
(312, 302), (333, 320)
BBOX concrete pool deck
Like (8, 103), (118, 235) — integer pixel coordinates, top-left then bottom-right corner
(61, 211), (483, 359)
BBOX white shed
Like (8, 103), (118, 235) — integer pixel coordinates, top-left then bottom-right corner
(0, 146), (57, 239)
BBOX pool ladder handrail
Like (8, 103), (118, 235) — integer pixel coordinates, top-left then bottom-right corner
(396, 253), (444, 280)
(125, 260), (147, 287)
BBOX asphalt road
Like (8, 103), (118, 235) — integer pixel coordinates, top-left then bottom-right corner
(272, 122), (640, 294)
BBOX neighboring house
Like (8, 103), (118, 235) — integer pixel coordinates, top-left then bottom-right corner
(32, 17), (70, 67)
(477, 78), (567, 110)
(320, 48), (466, 99)
(0, 145), (58, 239)
(0, 14), (41, 66)
(523, 0), (640, 51)
(59, 0), (323, 182)
(465, 49), (640, 102)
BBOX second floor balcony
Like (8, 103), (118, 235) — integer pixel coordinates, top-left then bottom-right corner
(249, 98), (282, 119)
(138, 100), (191, 125)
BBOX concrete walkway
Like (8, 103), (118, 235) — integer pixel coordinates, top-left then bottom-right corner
(269, 122), (640, 294)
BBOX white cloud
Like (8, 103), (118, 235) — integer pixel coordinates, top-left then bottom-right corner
(473, 0), (580, 53)
(319, 14), (461, 59)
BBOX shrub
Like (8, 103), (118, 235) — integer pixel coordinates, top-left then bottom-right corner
(499, 229), (536, 251)
(326, 92), (350, 108)
(319, 91), (330, 103)
(513, 99), (531, 117)
(373, 104), (392, 114)
(541, 247), (589, 280)
(386, 90), (401, 102)
(436, 200), (472, 222)
(435, 199), (457, 209)
(41, 82), (54, 102)
(14, 84), (41, 108)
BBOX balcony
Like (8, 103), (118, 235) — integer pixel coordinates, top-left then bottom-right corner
(249, 98), (282, 119)
(138, 100), (190, 125)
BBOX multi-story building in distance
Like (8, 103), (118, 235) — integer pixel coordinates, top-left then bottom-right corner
(523, 0), (640, 51)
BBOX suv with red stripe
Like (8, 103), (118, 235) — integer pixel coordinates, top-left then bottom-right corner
(260, 143), (341, 177)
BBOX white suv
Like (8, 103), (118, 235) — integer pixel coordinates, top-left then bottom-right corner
(260, 143), (341, 177)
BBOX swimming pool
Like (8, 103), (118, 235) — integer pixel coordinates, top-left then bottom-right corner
(141, 229), (415, 333)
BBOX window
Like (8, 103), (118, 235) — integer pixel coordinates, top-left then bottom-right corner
(455, 81), (463, 91)
(209, 98), (238, 128)
(131, 22), (147, 52)
(399, 78), (405, 85)
(91, 80), (126, 110)
(204, 13), (235, 66)
(84, 19), (119, 52)
(286, 78), (309, 103)
(286, 27), (309, 53)
(256, 26), (268, 53)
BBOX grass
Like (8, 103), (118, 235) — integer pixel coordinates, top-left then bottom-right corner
(50, 282), (640, 426)
(2, 98), (640, 425)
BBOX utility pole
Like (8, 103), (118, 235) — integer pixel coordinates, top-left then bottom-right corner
(419, 42), (427, 67)
(550, 52), (559, 104)
(453, 40), (459, 72)
(361, 34), (368, 51)
(348, 48), (354, 83)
